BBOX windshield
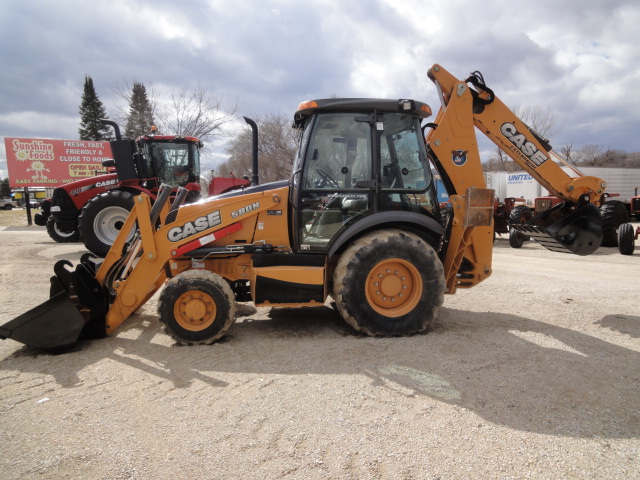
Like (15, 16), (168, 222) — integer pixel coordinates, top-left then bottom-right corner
(147, 142), (200, 187)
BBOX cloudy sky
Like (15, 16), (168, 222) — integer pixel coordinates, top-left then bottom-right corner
(1, 0), (639, 179)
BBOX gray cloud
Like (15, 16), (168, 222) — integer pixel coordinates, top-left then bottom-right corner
(1, 0), (639, 179)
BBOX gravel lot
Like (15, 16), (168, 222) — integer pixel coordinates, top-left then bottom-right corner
(0, 214), (639, 480)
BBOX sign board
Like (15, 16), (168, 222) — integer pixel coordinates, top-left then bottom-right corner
(4, 138), (112, 188)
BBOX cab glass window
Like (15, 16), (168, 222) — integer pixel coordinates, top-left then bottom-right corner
(298, 113), (371, 250)
(379, 114), (435, 214)
(148, 143), (198, 187)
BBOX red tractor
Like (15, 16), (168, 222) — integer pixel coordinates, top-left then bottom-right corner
(36, 121), (204, 257)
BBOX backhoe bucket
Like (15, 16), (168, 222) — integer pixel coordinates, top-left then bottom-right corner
(512, 202), (602, 256)
(0, 260), (107, 350)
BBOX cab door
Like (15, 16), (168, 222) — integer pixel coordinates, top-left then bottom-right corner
(293, 112), (373, 252)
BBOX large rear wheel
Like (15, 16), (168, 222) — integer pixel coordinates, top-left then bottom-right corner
(158, 270), (236, 345)
(333, 229), (445, 336)
(600, 200), (629, 247)
(508, 205), (532, 248)
(78, 190), (135, 257)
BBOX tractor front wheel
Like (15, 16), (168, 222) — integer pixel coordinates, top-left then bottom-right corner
(46, 215), (80, 243)
(78, 190), (135, 257)
(617, 223), (635, 256)
(333, 229), (445, 337)
(508, 228), (525, 249)
(158, 270), (236, 345)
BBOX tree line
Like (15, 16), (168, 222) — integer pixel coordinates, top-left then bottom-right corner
(77, 76), (237, 182)
(79, 81), (640, 186)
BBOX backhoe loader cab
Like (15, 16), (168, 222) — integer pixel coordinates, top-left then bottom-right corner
(289, 98), (441, 253)
(1, 64), (608, 351)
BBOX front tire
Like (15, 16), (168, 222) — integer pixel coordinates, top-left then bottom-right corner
(78, 190), (135, 257)
(46, 215), (80, 242)
(617, 223), (635, 255)
(333, 229), (445, 337)
(508, 228), (525, 248)
(158, 270), (236, 345)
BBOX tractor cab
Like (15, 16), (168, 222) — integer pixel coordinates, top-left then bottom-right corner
(137, 135), (202, 189)
(104, 121), (202, 194)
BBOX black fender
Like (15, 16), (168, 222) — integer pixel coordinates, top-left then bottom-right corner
(327, 211), (444, 259)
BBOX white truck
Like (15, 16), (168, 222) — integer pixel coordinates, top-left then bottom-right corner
(0, 198), (17, 210)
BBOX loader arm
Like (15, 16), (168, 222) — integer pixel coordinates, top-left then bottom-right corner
(426, 64), (607, 292)
(96, 187), (289, 334)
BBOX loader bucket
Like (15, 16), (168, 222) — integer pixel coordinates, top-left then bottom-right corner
(511, 202), (602, 256)
(0, 292), (87, 350)
(0, 260), (107, 351)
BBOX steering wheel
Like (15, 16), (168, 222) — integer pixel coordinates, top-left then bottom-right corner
(315, 168), (339, 188)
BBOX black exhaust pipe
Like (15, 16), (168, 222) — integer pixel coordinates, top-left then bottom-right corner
(99, 119), (122, 141)
(243, 117), (259, 186)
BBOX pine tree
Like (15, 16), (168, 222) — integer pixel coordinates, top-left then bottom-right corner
(124, 82), (154, 138)
(78, 75), (112, 141)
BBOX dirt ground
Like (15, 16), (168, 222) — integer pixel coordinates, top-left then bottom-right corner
(0, 211), (639, 480)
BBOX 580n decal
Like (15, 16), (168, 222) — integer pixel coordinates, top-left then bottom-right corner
(232, 201), (260, 219)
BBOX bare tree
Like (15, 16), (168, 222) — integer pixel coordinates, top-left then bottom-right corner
(558, 144), (576, 165)
(219, 113), (299, 183)
(573, 145), (628, 167)
(513, 105), (556, 139)
(111, 80), (236, 146)
(156, 86), (237, 141)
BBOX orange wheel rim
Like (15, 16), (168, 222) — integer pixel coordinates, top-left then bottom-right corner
(365, 258), (422, 317)
(174, 290), (217, 331)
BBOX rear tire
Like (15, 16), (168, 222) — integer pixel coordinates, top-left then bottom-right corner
(78, 190), (135, 257)
(333, 229), (445, 337)
(46, 215), (80, 242)
(509, 205), (532, 241)
(158, 270), (236, 345)
(617, 223), (635, 255)
(600, 200), (629, 247)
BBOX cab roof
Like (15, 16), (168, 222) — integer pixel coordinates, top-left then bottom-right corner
(293, 98), (432, 128)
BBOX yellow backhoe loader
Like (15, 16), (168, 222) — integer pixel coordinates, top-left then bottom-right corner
(0, 64), (607, 350)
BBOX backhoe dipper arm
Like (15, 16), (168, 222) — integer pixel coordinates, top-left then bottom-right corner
(425, 64), (608, 292)
(427, 64), (607, 205)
